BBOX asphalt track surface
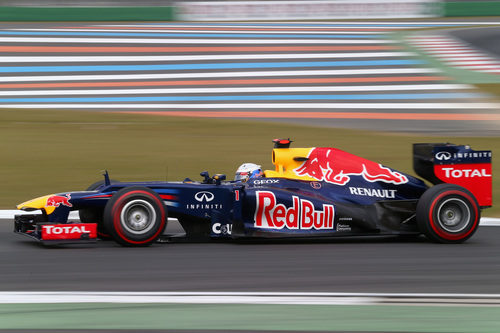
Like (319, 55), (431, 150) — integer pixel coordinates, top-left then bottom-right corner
(1, 20), (500, 135)
(451, 27), (500, 60)
(1, 218), (500, 294)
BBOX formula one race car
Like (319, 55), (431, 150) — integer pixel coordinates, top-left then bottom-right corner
(15, 139), (492, 246)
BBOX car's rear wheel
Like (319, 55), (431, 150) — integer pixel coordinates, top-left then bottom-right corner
(103, 187), (167, 246)
(416, 184), (480, 243)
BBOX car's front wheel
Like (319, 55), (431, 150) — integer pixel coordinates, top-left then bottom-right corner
(416, 184), (480, 243)
(103, 187), (167, 246)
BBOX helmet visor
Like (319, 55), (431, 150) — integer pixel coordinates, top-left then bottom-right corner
(234, 171), (249, 182)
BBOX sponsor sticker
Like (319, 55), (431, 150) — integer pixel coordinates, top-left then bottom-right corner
(46, 194), (72, 208)
(310, 182), (322, 190)
(435, 151), (452, 161)
(349, 187), (396, 199)
(336, 223), (352, 232)
(41, 223), (97, 240)
(211, 222), (232, 236)
(186, 203), (223, 210)
(254, 191), (334, 230)
(440, 167), (491, 179)
(194, 191), (214, 202)
(295, 148), (408, 186)
(252, 179), (280, 185)
(433, 148), (491, 165)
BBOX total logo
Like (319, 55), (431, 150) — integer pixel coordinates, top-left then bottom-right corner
(254, 191), (334, 230)
(435, 151), (452, 161)
(441, 167), (491, 178)
(43, 225), (92, 235)
(194, 191), (214, 202)
(41, 223), (97, 240)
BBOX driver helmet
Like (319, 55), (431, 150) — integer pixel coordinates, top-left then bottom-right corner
(234, 163), (263, 182)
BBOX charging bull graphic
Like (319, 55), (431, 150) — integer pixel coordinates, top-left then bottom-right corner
(46, 194), (72, 208)
(294, 148), (408, 186)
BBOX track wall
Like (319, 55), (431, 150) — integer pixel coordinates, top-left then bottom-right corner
(0, 1), (499, 22)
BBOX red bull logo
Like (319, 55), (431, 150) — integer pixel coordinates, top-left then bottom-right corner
(46, 194), (72, 208)
(254, 191), (334, 230)
(294, 148), (408, 186)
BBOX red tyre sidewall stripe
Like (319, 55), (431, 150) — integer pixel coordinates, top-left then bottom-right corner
(112, 190), (166, 245)
(428, 190), (479, 241)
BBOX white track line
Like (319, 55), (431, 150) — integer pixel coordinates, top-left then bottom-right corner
(0, 37), (395, 44)
(0, 84), (472, 96)
(0, 68), (441, 83)
(448, 60), (500, 66)
(96, 24), (405, 29)
(9, 28), (383, 34)
(0, 292), (376, 305)
(2, 291), (500, 305)
(424, 50), (479, 54)
(0, 52), (415, 63)
(3, 103), (498, 109)
(438, 57), (496, 61)
(481, 218), (500, 226)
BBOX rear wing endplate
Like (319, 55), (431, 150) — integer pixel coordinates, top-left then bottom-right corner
(413, 143), (492, 207)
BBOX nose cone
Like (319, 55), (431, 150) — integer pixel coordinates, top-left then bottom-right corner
(17, 194), (56, 214)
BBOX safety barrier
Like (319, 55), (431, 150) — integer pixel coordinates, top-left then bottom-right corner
(1, 1), (500, 21)
(444, 1), (500, 16)
(0, 5), (176, 21)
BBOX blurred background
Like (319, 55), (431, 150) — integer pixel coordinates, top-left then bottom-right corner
(1, 1), (500, 332)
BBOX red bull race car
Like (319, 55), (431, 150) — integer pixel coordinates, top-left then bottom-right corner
(15, 139), (492, 246)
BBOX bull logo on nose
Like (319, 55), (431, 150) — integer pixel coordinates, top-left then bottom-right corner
(46, 194), (73, 208)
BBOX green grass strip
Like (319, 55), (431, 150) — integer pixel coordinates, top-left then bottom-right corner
(0, 303), (500, 332)
(1, 109), (499, 215)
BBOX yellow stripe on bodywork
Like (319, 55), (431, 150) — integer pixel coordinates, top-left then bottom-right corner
(17, 195), (56, 215)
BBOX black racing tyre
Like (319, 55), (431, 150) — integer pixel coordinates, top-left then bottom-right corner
(79, 179), (119, 239)
(416, 184), (480, 244)
(103, 186), (167, 247)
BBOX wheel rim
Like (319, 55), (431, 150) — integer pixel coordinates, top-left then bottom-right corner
(436, 198), (471, 233)
(120, 199), (157, 235)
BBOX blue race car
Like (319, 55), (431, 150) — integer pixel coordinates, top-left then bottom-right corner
(15, 139), (492, 246)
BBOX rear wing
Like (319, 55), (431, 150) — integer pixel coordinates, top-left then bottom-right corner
(413, 143), (492, 207)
